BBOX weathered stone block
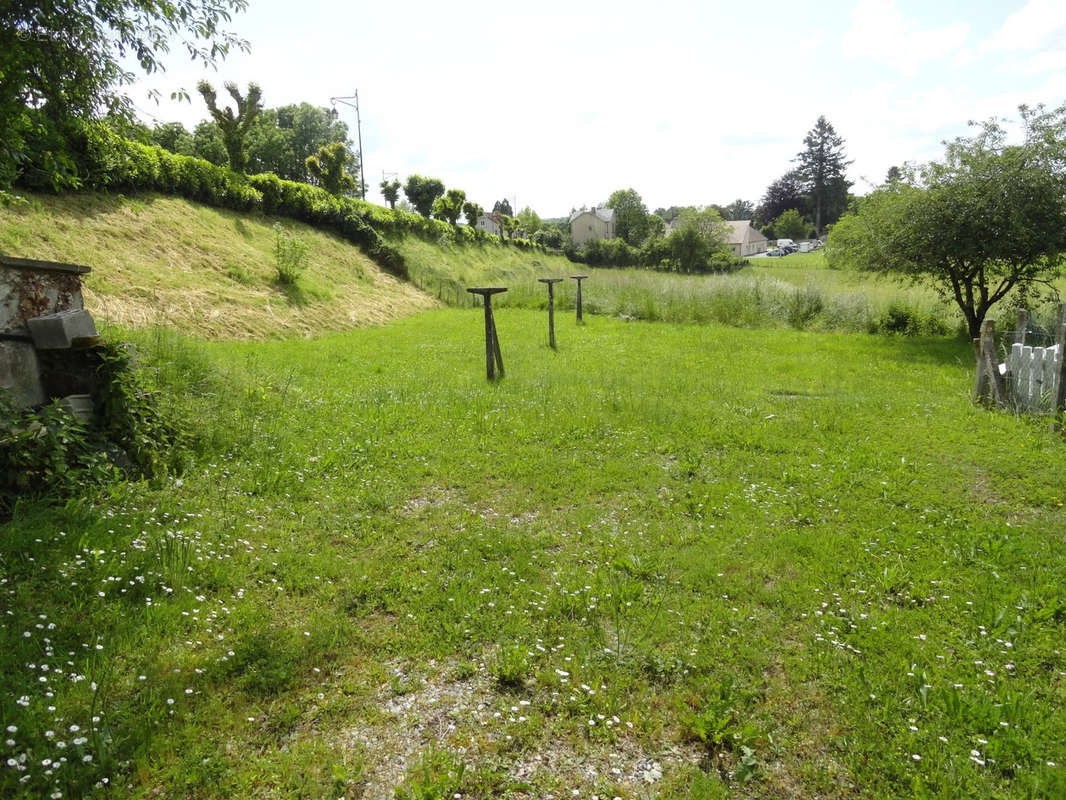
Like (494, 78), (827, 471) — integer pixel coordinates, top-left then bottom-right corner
(57, 394), (94, 423)
(26, 309), (98, 350)
(0, 341), (45, 407)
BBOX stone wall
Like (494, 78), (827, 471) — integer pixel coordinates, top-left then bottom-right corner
(0, 256), (93, 408)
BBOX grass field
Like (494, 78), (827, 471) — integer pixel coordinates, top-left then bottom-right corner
(3, 309), (1065, 798)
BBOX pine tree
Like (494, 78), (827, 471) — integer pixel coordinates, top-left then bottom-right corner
(795, 116), (852, 235)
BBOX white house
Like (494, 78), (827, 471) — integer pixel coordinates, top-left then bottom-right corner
(724, 220), (768, 257)
(568, 207), (616, 247)
(475, 213), (501, 236)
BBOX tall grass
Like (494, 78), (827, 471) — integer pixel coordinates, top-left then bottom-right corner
(496, 268), (959, 334)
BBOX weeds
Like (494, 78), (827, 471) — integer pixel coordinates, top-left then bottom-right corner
(273, 223), (309, 285)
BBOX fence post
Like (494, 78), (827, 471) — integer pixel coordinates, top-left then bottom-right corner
(1014, 308), (1029, 345)
(1055, 306), (1066, 418)
(974, 319), (1006, 407)
(571, 274), (588, 323)
(538, 278), (563, 348)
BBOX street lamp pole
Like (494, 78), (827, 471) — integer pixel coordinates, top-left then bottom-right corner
(329, 91), (366, 200)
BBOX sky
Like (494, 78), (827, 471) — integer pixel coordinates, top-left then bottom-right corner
(127, 0), (1066, 219)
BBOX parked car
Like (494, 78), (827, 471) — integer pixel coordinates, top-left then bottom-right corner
(766, 248), (785, 257)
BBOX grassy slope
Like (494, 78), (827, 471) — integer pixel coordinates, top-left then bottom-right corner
(0, 192), (438, 339)
(393, 234), (577, 306)
(3, 312), (1065, 799)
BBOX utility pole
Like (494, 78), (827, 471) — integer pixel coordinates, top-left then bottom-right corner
(329, 91), (366, 200)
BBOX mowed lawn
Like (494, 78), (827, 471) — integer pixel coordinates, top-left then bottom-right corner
(2, 309), (1065, 799)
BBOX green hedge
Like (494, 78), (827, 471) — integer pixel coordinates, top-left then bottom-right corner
(15, 122), (546, 276)
(24, 125), (406, 277)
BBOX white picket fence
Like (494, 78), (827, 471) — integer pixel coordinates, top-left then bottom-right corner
(1006, 341), (1061, 412)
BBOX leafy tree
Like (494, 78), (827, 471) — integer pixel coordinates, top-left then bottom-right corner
(1, 0), (248, 188)
(516, 206), (542, 235)
(606, 188), (649, 246)
(244, 109), (291, 175)
(158, 103), (353, 183)
(826, 104), (1066, 339)
(666, 207), (729, 273)
(253, 103), (353, 182)
(305, 141), (356, 195)
(532, 227), (564, 249)
(723, 198), (755, 221)
(191, 121), (228, 165)
(646, 214), (666, 240)
(772, 209), (808, 240)
(755, 170), (808, 227)
(654, 206), (683, 223)
(381, 180), (402, 209)
(493, 199), (514, 217)
(432, 188), (467, 225)
(885, 165), (903, 184)
(795, 115), (852, 234)
(197, 80), (263, 172)
(149, 122), (195, 156)
(404, 175), (445, 216)
(462, 201), (483, 227)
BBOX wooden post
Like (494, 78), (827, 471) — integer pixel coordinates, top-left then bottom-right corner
(1055, 305), (1066, 416)
(467, 287), (507, 380)
(538, 278), (563, 348)
(1014, 308), (1029, 346)
(974, 319), (1006, 407)
(571, 274), (588, 323)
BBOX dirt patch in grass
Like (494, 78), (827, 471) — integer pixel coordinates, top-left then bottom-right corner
(337, 657), (704, 798)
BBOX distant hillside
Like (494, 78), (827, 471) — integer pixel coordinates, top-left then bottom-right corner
(0, 192), (438, 339)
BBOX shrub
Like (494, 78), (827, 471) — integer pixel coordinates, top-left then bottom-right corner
(785, 285), (825, 329)
(273, 223), (309, 285)
(871, 304), (951, 336)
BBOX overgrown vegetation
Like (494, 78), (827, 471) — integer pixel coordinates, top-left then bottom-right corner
(0, 340), (180, 516)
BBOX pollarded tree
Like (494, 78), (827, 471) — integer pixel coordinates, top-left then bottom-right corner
(380, 180), (401, 209)
(606, 188), (649, 246)
(826, 104), (1066, 339)
(404, 175), (445, 217)
(197, 80), (263, 172)
(795, 115), (852, 235)
(462, 201), (483, 227)
(432, 188), (467, 225)
(305, 141), (356, 195)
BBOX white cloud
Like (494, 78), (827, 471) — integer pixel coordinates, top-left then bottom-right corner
(982, 0), (1066, 53)
(842, 0), (970, 75)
